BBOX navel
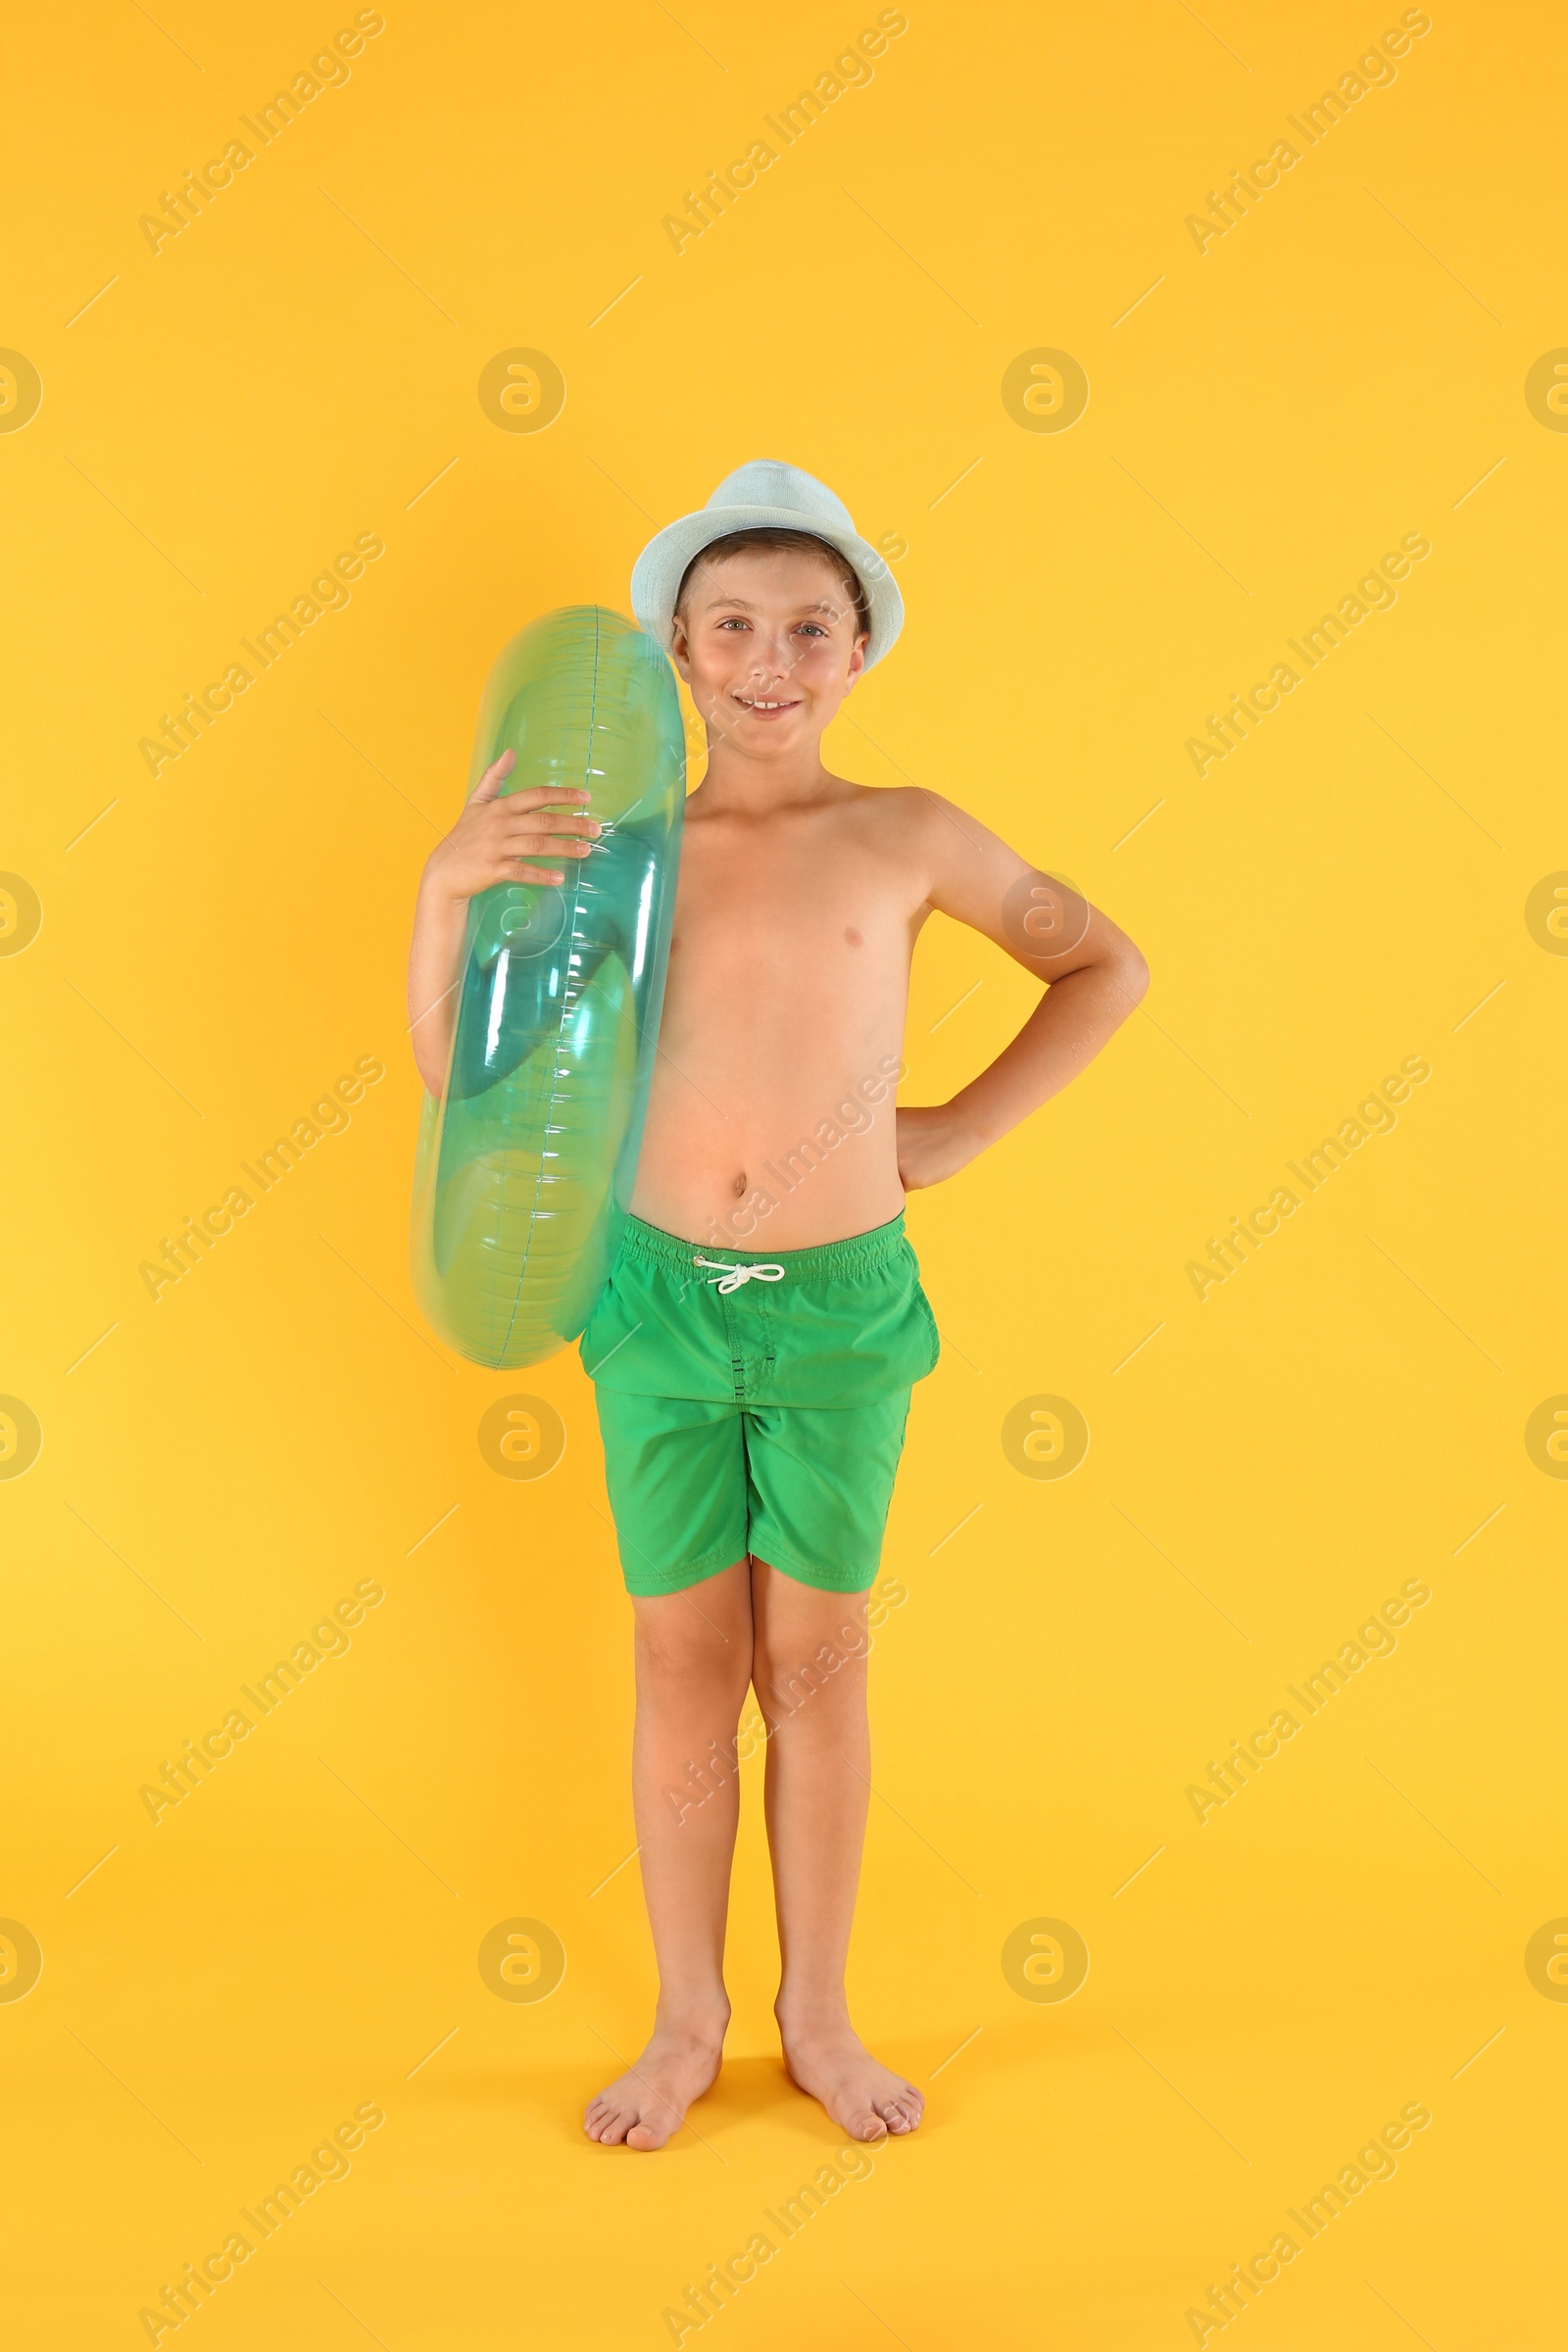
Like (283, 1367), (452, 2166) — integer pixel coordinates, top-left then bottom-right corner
(845, 926), (862, 947)
(731, 1170), (747, 1198)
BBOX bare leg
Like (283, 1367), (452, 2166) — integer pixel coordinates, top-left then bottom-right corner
(750, 1560), (924, 2142)
(584, 1562), (753, 2149)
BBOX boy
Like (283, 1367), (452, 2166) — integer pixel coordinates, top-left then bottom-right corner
(407, 461), (1149, 2151)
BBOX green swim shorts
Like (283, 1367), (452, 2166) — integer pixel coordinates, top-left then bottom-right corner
(579, 1212), (939, 1598)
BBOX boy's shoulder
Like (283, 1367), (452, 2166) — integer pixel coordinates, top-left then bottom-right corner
(845, 778), (998, 878)
(840, 777), (975, 845)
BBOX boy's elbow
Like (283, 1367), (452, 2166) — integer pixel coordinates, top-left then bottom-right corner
(1117, 947), (1151, 1008)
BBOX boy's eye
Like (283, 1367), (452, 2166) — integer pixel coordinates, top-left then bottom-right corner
(716, 616), (750, 630)
(796, 622), (827, 637)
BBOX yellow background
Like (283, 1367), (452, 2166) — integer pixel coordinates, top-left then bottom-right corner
(4, 0), (1564, 2341)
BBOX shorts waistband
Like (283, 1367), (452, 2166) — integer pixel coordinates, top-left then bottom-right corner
(620, 1211), (907, 1279)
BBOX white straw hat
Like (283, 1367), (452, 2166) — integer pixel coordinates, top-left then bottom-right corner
(630, 459), (904, 669)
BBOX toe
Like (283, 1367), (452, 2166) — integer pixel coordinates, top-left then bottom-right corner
(625, 2118), (670, 2151)
(846, 2107), (889, 2143)
(595, 2106), (632, 2146)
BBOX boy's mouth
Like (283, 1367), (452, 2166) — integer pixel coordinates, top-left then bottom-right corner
(731, 691), (802, 719)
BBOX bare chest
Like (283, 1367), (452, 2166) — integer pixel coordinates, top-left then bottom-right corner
(664, 822), (918, 1005)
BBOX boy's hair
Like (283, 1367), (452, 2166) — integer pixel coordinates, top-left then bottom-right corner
(674, 527), (869, 642)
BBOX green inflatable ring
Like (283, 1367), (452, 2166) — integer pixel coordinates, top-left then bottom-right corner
(410, 608), (684, 1367)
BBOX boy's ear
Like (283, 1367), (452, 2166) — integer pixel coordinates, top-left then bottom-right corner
(667, 612), (693, 683)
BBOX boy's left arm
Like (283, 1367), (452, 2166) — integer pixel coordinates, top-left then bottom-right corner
(897, 794), (1151, 1190)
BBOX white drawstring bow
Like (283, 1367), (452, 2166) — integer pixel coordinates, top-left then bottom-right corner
(694, 1254), (785, 1295)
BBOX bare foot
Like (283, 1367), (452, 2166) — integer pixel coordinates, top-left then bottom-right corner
(778, 2018), (924, 2142)
(583, 2020), (726, 2151)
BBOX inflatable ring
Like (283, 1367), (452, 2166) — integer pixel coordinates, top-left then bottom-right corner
(411, 607), (684, 1367)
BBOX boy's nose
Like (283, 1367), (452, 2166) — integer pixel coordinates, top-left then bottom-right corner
(746, 644), (793, 680)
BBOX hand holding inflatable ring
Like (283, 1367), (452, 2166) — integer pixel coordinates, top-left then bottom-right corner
(410, 606), (685, 1370)
(427, 748), (603, 895)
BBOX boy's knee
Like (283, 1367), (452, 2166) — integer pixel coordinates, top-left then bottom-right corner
(755, 1634), (869, 1723)
(766, 1604), (870, 1666)
(635, 1605), (751, 1693)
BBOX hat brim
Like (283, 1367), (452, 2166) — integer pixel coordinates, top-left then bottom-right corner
(631, 504), (904, 669)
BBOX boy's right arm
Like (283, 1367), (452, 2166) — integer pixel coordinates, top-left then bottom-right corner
(406, 750), (600, 1096)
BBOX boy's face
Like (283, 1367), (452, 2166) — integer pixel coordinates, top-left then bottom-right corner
(671, 546), (867, 756)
